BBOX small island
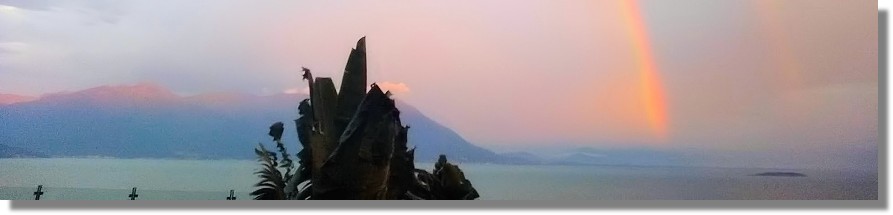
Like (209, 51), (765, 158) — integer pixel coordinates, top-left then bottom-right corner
(752, 172), (807, 177)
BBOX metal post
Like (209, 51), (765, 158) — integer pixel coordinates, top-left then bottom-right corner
(128, 187), (139, 200)
(226, 190), (236, 200)
(33, 185), (44, 200)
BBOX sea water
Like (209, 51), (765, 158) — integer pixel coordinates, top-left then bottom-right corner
(0, 158), (877, 200)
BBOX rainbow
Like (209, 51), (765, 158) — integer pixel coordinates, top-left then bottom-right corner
(752, 0), (802, 89)
(619, 0), (669, 140)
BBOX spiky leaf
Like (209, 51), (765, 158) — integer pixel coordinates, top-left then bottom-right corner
(251, 144), (286, 200)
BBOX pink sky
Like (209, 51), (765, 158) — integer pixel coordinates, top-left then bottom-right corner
(0, 0), (878, 169)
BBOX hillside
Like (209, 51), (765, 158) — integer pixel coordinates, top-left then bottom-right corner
(0, 84), (498, 162)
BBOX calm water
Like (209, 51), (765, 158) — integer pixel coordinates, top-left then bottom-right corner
(0, 158), (877, 200)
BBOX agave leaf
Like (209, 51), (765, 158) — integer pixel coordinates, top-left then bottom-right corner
(310, 78), (338, 167)
(410, 168), (438, 199)
(317, 84), (398, 199)
(283, 162), (310, 199)
(386, 125), (414, 199)
(296, 185), (313, 200)
(296, 99), (313, 149)
(294, 98), (314, 172)
(253, 37), (481, 200)
(430, 155), (480, 200)
(312, 78), (338, 136)
(334, 37), (368, 139)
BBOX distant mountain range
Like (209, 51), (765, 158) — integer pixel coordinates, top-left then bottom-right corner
(0, 83), (499, 162)
(497, 147), (686, 166)
(0, 93), (36, 105)
(0, 143), (46, 158)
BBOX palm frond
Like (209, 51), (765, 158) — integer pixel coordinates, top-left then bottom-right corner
(251, 144), (286, 200)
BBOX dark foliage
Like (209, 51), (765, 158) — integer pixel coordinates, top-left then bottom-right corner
(250, 144), (285, 200)
(268, 122), (284, 141)
(252, 37), (479, 200)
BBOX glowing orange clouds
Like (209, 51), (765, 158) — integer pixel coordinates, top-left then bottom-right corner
(376, 81), (411, 95)
(620, 0), (669, 140)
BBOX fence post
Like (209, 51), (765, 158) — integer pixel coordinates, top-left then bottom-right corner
(226, 190), (236, 200)
(128, 187), (139, 200)
(33, 185), (44, 200)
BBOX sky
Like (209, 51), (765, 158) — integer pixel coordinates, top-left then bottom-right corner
(0, 0), (878, 170)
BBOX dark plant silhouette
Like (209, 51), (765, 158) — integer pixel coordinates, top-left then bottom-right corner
(252, 37), (479, 200)
(250, 144), (286, 200)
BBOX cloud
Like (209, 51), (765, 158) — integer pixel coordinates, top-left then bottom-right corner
(0, 0), (53, 11)
(0, 41), (27, 53)
(283, 86), (310, 95)
(376, 81), (410, 95)
(0, 4), (20, 12)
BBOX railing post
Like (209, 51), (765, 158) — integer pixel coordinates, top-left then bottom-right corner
(33, 185), (44, 200)
(226, 189), (236, 200)
(128, 187), (139, 200)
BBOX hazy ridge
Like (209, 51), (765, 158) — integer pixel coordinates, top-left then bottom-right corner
(0, 83), (498, 162)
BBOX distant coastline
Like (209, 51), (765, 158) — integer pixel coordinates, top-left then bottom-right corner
(752, 172), (807, 177)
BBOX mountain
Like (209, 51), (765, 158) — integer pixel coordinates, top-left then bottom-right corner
(0, 93), (36, 105)
(0, 143), (47, 158)
(496, 152), (544, 164)
(546, 147), (685, 166)
(394, 102), (499, 162)
(0, 83), (499, 162)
